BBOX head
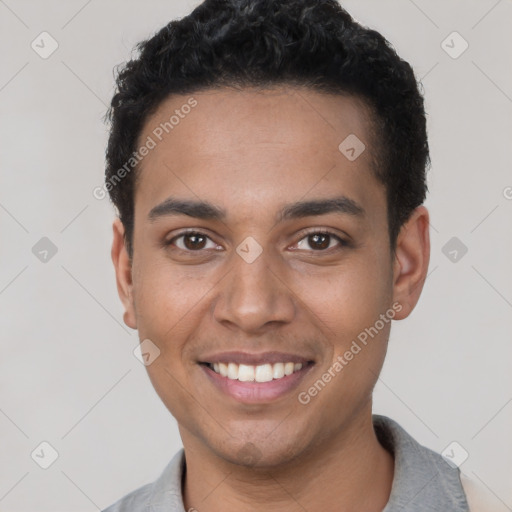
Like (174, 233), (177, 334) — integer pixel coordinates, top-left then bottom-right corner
(108, 0), (430, 468)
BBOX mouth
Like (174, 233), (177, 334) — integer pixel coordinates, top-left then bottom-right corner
(198, 352), (316, 403)
(201, 361), (311, 382)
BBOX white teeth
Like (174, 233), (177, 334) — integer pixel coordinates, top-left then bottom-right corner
(219, 362), (228, 377)
(284, 362), (295, 376)
(227, 362), (239, 379)
(255, 364), (273, 383)
(238, 364), (255, 381)
(273, 362), (285, 379)
(209, 361), (306, 382)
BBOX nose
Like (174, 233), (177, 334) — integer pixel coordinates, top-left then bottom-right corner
(212, 247), (296, 335)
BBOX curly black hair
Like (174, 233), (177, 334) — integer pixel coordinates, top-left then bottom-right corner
(104, 0), (430, 259)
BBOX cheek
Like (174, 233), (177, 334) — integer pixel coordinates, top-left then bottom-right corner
(294, 256), (392, 340)
(144, 359), (195, 425)
(133, 266), (204, 415)
(132, 257), (215, 343)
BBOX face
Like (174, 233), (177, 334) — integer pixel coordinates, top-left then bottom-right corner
(112, 86), (429, 468)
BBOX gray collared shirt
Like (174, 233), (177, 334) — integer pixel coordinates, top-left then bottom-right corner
(102, 415), (469, 511)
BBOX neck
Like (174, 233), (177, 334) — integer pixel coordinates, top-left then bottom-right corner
(180, 408), (394, 512)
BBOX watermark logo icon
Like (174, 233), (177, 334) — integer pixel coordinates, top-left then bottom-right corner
(442, 441), (469, 468)
(32, 237), (58, 263)
(31, 441), (59, 469)
(442, 237), (468, 263)
(441, 32), (469, 59)
(237, 442), (263, 467)
(133, 339), (161, 366)
(236, 237), (263, 264)
(339, 134), (366, 161)
(31, 32), (59, 59)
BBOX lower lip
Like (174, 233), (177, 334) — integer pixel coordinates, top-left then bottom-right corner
(200, 363), (315, 404)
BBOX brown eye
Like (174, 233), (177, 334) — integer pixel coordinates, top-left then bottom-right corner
(308, 233), (330, 250)
(182, 233), (207, 250)
(167, 231), (217, 252)
(295, 230), (347, 252)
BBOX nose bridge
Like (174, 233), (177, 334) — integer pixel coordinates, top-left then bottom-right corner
(213, 241), (295, 332)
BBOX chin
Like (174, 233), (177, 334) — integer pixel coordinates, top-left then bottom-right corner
(214, 436), (306, 469)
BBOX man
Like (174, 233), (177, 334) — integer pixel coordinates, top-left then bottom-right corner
(102, 1), (504, 510)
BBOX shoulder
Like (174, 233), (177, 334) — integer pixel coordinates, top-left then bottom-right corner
(101, 449), (186, 512)
(101, 482), (152, 512)
(374, 415), (469, 510)
(460, 473), (510, 512)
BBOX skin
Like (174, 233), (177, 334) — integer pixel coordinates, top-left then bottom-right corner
(111, 86), (430, 511)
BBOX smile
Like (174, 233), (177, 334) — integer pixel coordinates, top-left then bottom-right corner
(206, 361), (305, 382)
(199, 356), (316, 403)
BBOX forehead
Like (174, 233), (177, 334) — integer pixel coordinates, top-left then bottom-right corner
(134, 86), (383, 222)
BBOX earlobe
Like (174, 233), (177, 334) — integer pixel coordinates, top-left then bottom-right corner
(392, 206), (430, 320)
(111, 217), (137, 329)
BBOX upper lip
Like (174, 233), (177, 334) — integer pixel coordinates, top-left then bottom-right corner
(199, 351), (315, 366)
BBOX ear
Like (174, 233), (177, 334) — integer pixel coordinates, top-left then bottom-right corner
(111, 217), (137, 329)
(391, 206), (430, 320)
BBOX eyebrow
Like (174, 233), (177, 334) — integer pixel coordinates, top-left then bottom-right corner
(147, 195), (365, 223)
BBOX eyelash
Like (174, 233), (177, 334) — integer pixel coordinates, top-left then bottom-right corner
(164, 228), (349, 254)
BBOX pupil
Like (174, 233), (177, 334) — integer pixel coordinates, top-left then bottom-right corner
(185, 233), (206, 250)
(311, 233), (329, 250)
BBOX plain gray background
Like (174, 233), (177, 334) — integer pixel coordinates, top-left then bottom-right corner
(0, 0), (511, 510)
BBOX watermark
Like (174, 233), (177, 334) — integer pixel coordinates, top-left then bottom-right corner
(31, 441), (59, 469)
(133, 338), (161, 366)
(32, 236), (58, 263)
(236, 236), (263, 264)
(31, 31), (59, 59)
(503, 186), (512, 200)
(442, 441), (469, 468)
(441, 31), (469, 60)
(298, 301), (402, 405)
(441, 236), (468, 263)
(338, 133), (366, 161)
(93, 97), (198, 200)
(237, 441), (263, 466)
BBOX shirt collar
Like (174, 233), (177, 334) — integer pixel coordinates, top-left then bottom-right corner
(374, 415), (469, 511)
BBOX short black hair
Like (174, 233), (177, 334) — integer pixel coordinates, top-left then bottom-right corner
(105, 0), (430, 259)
